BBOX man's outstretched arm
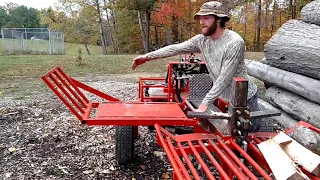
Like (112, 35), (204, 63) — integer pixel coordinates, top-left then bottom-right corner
(132, 35), (202, 70)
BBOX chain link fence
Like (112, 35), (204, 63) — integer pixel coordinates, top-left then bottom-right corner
(1, 28), (65, 55)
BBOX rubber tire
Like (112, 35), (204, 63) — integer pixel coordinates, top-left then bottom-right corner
(115, 126), (134, 165)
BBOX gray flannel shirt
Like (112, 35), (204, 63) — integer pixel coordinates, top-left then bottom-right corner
(145, 29), (257, 105)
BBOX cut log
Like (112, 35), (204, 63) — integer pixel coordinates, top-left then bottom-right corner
(258, 98), (320, 152)
(300, 0), (320, 26)
(273, 131), (320, 177)
(257, 136), (308, 180)
(265, 86), (320, 129)
(245, 60), (320, 104)
(288, 126), (320, 154)
(264, 20), (320, 80)
(258, 98), (297, 130)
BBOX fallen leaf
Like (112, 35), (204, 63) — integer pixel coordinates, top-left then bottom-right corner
(140, 165), (147, 170)
(162, 173), (170, 179)
(110, 165), (116, 171)
(8, 147), (16, 153)
(83, 170), (93, 174)
(154, 151), (165, 157)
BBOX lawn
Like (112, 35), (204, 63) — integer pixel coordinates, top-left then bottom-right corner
(0, 42), (265, 98)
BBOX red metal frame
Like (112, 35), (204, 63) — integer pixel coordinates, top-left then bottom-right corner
(286, 120), (320, 134)
(41, 65), (200, 127)
(155, 123), (320, 180)
(155, 124), (274, 180)
(42, 65), (320, 180)
(41, 66), (120, 121)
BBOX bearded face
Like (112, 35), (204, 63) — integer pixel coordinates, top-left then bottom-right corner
(200, 15), (218, 36)
(202, 21), (217, 36)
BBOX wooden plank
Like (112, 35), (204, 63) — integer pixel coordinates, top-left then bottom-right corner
(257, 136), (308, 179)
(273, 131), (320, 177)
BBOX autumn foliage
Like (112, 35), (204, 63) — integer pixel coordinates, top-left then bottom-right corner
(38, 0), (313, 54)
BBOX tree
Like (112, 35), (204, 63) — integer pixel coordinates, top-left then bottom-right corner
(95, 0), (108, 54)
(103, 0), (122, 54)
(2, 4), (40, 28)
(73, 6), (99, 55)
(117, 0), (156, 53)
(0, 7), (8, 29)
(255, 0), (262, 51)
(57, 0), (108, 54)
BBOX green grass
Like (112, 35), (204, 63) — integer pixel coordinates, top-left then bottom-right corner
(0, 41), (264, 99)
(0, 54), (178, 79)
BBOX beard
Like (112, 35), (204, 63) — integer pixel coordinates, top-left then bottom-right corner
(202, 21), (217, 36)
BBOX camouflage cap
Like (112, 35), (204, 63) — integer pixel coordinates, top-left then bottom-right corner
(194, 1), (230, 21)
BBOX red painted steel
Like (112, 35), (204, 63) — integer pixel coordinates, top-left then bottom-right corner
(42, 66), (120, 121)
(43, 65), (320, 180)
(155, 124), (275, 180)
(96, 102), (186, 118)
(71, 78), (120, 102)
(286, 120), (320, 134)
(42, 66), (89, 120)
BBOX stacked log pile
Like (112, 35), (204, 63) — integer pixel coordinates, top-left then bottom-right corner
(245, 0), (320, 152)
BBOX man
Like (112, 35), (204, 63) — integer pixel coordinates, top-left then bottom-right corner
(131, 1), (260, 132)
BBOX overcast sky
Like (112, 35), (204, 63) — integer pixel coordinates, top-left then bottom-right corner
(0, 0), (58, 10)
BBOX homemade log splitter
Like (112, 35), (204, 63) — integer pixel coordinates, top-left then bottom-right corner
(42, 56), (320, 179)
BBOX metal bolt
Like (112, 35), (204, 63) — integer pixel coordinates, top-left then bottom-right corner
(238, 130), (242, 136)
(233, 129), (238, 135)
(242, 140), (248, 151)
(237, 121), (241, 127)
(197, 122), (203, 127)
(245, 110), (250, 115)
(236, 110), (241, 115)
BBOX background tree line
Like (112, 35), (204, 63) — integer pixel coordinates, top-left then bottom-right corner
(0, 0), (313, 54)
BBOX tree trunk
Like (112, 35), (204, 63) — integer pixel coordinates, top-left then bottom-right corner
(259, 98), (320, 152)
(288, 0), (293, 20)
(245, 60), (320, 104)
(264, 0), (269, 42)
(264, 20), (320, 80)
(84, 43), (90, 55)
(270, 0), (276, 36)
(103, 0), (116, 54)
(105, 8), (116, 54)
(188, 0), (192, 39)
(172, 15), (179, 43)
(165, 26), (170, 45)
(292, 0), (296, 19)
(145, 10), (150, 53)
(154, 25), (159, 47)
(110, 0), (122, 53)
(244, 2), (247, 42)
(265, 86), (320, 129)
(255, 0), (262, 51)
(300, 0), (320, 26)
(138, 10), (147, 53)
(96, 0), (107, 55)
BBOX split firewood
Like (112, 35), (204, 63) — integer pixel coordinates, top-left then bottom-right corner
(273, 131), (320, 177)
(257, 135), (309, 180)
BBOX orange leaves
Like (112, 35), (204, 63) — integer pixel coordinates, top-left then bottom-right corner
(152, 0), (186, 24)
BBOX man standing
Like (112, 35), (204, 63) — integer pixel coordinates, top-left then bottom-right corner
(131, 1), (261, 132)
